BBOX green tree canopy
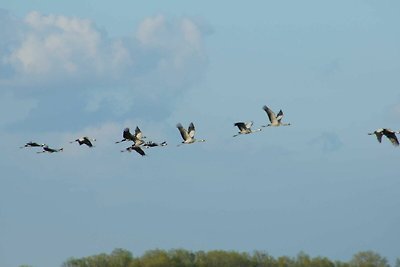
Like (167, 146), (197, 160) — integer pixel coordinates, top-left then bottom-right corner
(350, 251), (390, 267)
(62, 248), (396, 267)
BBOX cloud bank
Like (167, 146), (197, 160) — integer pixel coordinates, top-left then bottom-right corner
(0, 10), (209, 127)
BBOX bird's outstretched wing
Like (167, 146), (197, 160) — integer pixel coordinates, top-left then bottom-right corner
(177, 123), (189, 141)
(132, 146), (146, 156)
(276, 110), (284, 122)
(123, 128), (133, 140)
(245, 121), (253, 129)
(383, 129), (399, 146)
(262, 105), (277, 124)
(376, 132), (383, 143)
(82, 137), (93, 147)
(135, 126), (143, 140)
(234, 122), (247, 131)
(188, 122), (196, 138)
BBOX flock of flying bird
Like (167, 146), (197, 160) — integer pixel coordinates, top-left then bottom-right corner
(20, 105), (400, 156)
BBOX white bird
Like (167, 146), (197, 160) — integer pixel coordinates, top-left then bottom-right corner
(176, 122), (205, 145)
(70, 136), (96, 147)
(262, 105), (291, 127)
(368, 128), (400, 146)
(20, 141), (45, 149)
(233, 121), (262, 137)
(37, 145), (63, 153)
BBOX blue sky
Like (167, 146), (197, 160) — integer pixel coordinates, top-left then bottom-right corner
(1, 1), (400, 266)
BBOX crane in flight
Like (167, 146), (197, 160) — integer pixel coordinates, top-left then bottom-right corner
(368, 128), (400, 146)
(262, 105), (291, 127)
(176, 122), (205, 145)
(37, 145), (64, 154)
(70, 137), (96, 147)
(20, 142), (45, 149)
(233, 121), (262, 137)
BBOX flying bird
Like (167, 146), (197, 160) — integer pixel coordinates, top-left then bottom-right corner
(262, 105), (291, 127)
(20, 142), (45, 148)
(233, 121), (262, 137)
(116, 127), (146, 144)
(368, 128), (400, 146)
(143, 141), (167, 148)
(176, 122), (205, 145)
(115, 127), (135, 144)
(121, 144), (146, 156)
(37, 145), (64, 153)
(70, 136), (96, 147)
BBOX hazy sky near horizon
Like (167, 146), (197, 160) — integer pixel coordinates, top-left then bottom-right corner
(1, 1), (400, 266)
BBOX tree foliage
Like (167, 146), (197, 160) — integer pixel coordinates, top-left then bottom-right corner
(350, 251), (390, 267)
(62, 249), (396, 267)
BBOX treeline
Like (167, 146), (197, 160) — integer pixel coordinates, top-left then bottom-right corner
(62, 248), (399, 267)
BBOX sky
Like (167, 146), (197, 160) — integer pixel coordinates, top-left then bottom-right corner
(1, 1), (400, 266)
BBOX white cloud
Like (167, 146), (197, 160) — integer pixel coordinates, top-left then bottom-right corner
(0, 11), (209, 121)
(6, 11), (105, 77)
(181, 18), (202, 51)
(136, 15), (166, 46)
(3, 11), (207, 83)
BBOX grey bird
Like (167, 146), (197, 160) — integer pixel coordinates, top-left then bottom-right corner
(37, 145), (64, 153)
(20, 141), (45, 149)
(143, 141), (167, 148)
(121, 144), (146, 156)
(115, 126), (145, 144)
(368, 128), (400, 146)
(70, 136), (96, 147)
(233, 121), (262, 137)
(176, 122), (205, 145)
(262, 105), (291, 127)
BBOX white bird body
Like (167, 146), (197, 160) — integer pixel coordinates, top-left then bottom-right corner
(233, 121), (262, 137)
(368, 128), (400, 146)
(176, 122), (205, 145)
(262, 105), (291, 127)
